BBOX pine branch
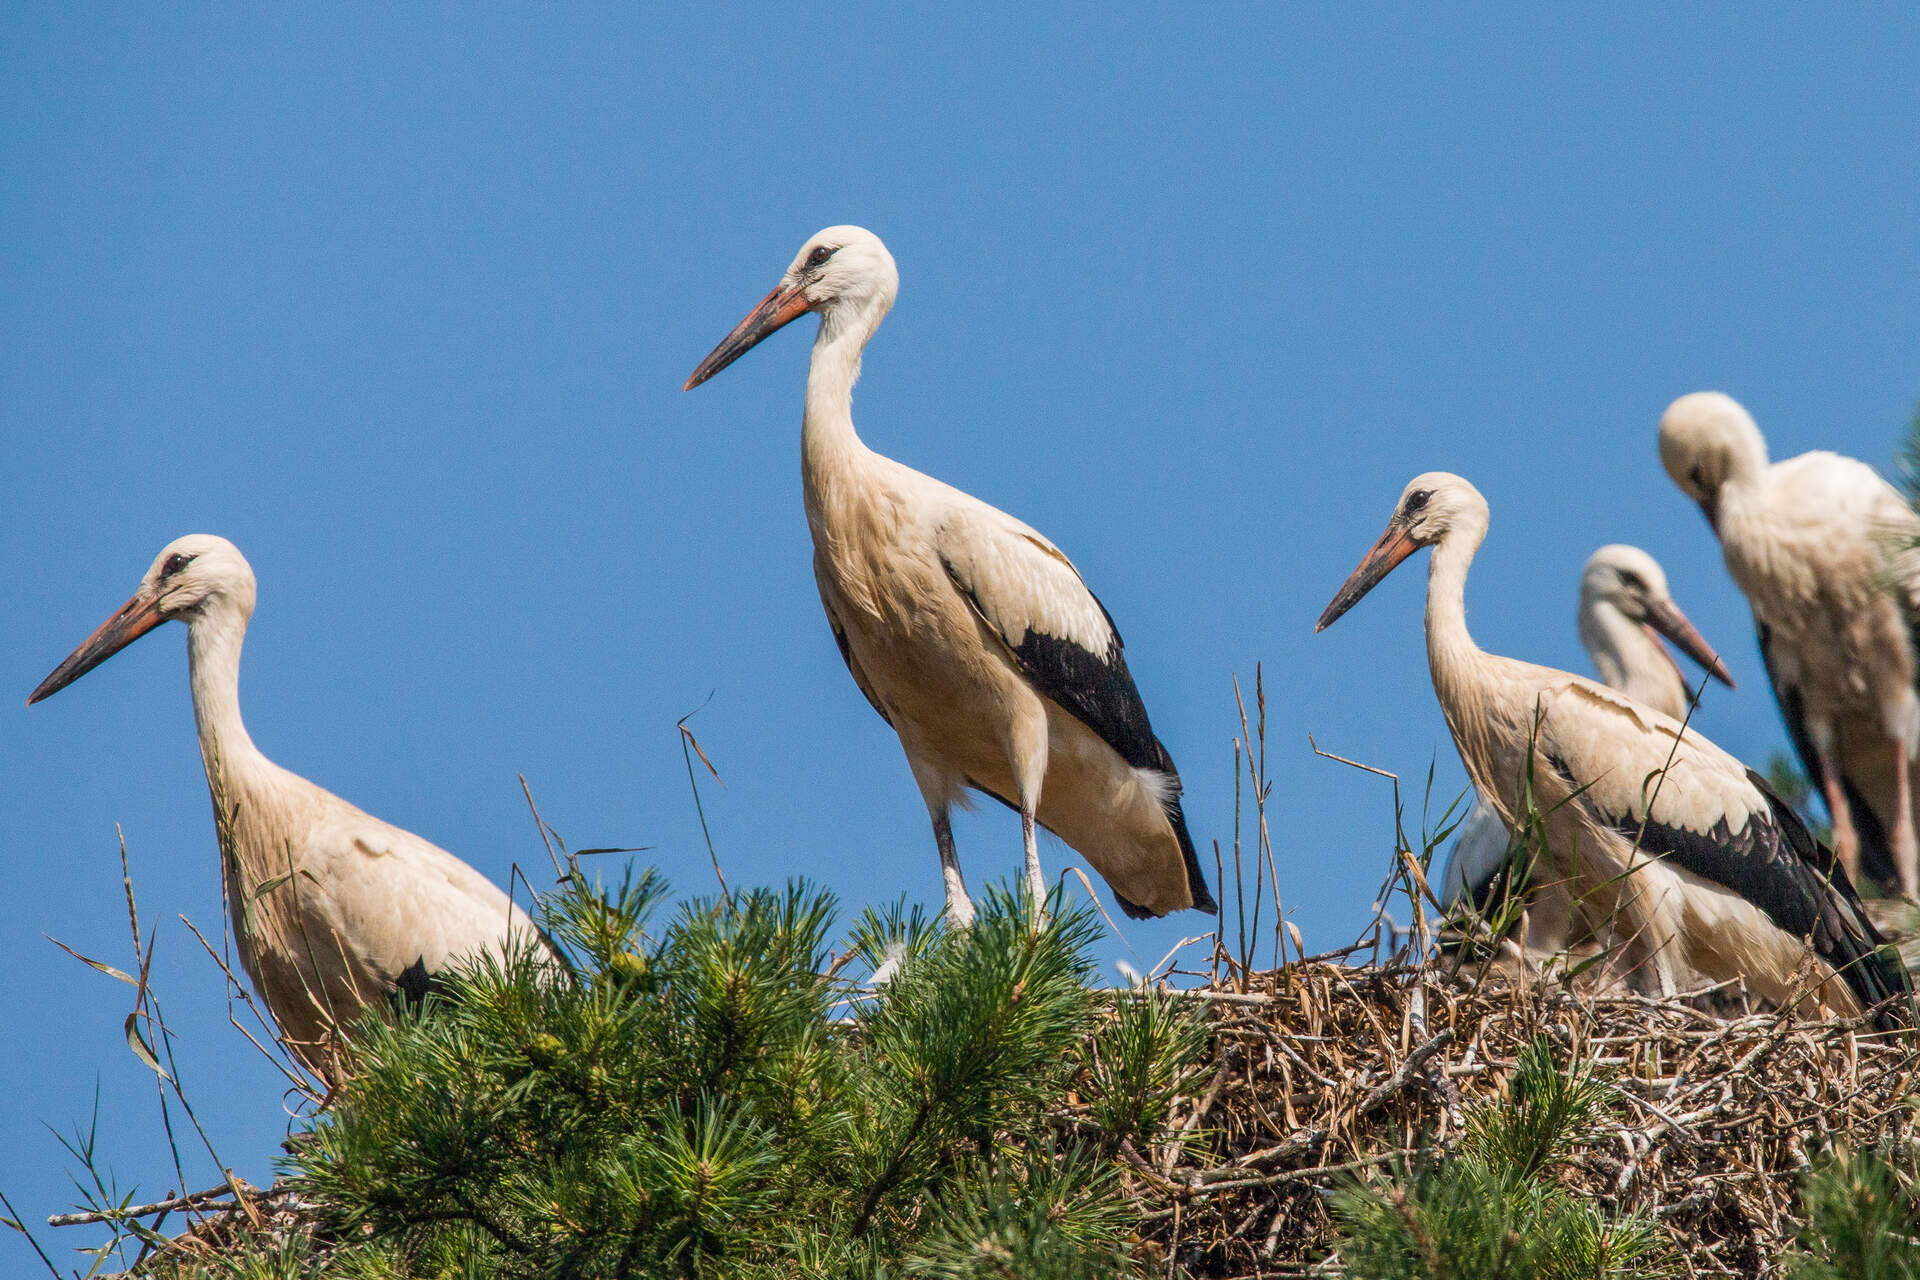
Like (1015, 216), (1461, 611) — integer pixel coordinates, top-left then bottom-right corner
(852, 1099), (933, 1237)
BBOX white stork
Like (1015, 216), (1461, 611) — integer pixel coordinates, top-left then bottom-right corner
(1660, 391), (1920, 899)
(29, 535), (553, 1081)
(1441, 544), (1736, 946)
(1319, 475), (1909, 1026)
(683, 226), (1215, 928)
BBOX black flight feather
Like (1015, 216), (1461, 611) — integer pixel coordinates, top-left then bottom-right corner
(942, 557), (1216, 916)
(1603, 769), (1911, 1029)
(391, 956), (445, 1012)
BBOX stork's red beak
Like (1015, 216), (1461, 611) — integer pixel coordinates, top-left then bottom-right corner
(1316, 522), (1421, 632)
(683, 280), (814, 391)
(28, 588), (169, 706)
(1644, 597), (1736, 689)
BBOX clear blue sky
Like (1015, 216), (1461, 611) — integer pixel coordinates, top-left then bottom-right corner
(4, 4), (1917, 1260)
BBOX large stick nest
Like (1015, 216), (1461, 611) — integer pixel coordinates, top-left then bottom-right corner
(1122, 957), (1919, 1278)
(74, 951), (1920, 1278)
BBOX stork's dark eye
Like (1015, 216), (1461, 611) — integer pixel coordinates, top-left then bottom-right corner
(1688, 464), (1706, 490)
(161, 553), (195, 579)
(805, 245), (836, 268)
(1403, 490), (1431, 515)
(1619, 571), (1646, 592)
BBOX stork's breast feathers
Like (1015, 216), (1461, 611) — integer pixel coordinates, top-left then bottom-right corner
(817, 579), (894, 726)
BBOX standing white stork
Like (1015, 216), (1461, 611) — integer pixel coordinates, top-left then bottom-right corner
(29, 535), (553, 1081)
(1660, 391), (1920, 898)
(1319, 475), (1909, 1026)
(683, 226), (1214, 928)
(1441, 545), (1736, 943)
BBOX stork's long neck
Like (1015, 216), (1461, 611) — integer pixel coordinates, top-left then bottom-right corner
(185, 602), (272, 845)
(1580, 599), (1687, 720)
(801, 300), (886, 509)
(1423, 524), (1499, 778)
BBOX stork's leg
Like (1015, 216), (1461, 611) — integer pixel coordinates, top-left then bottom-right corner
(1523, 878), (1572, 958)
(1009, 709), (1051, 928)
(1021, 809), (1046, 919)
(1615, 911), (1679, 999)
(1602, 858), (1679, 999)
(908, 755), (975, 929)
(1894, 746), (1918, 899)
(1813, 735), (1862, 886)
(932, 811), (976, 930)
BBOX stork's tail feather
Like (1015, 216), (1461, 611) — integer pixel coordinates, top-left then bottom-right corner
(1742, 767), (1915, 1031)
(1836, 930), (1915, 1033)
(1146, 745), (1217, 916)
(1111, 786), (1217, 920)
(1166, 793), (1218, 915)
(391, 956), (446, 1012)
(1867, 982), (1917, 1034)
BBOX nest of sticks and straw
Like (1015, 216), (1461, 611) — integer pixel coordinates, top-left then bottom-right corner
(1119, 950), (1919, 1278)
(59, 957), (1920, 1278)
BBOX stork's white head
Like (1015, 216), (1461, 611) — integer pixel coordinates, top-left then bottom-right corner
(684, 225), (899, 390)
(1580, 544), (1735, 687)
(1315, 473), (1488, 632)
(784, 225), (898, 317)
(1581, 544), (1671, 617)
(1658, 391), (1769, 527)
(28, 535), (256, 705)
(1387, 472), (1489, 549)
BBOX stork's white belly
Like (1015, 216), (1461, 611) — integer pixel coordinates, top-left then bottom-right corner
(820, 560), (1193, 913)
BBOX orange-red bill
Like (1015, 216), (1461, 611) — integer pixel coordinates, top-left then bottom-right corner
(1316, 523), (1420, 633)
(1644, 597), (1736, 689)
(28, 589), (168, 706)
(683, 281), (814, 391)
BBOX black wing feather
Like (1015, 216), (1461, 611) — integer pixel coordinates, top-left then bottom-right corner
(1002, 623), (1160, 771)
(1602, 769), (1911, 1029)
(392, 956), (445, 1012)
(942, 558), (1216, 916)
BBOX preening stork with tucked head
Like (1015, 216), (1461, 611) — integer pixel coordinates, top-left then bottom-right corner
(683, 226), (1215, 928)
(29, 536), (554, 1082)
(1440, 544), (1736, 947)
(1319, 475), (1909, 1026)
(1661, 390), (1920, 899)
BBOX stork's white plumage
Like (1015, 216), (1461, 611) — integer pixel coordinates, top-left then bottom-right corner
(1320, 476), (1908, 1025)
(684, 226), (1214, 927)
(1660, 391), (1920, 898)
(1441, 545), (1736, 942)
(29, 536), (552, 1081)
